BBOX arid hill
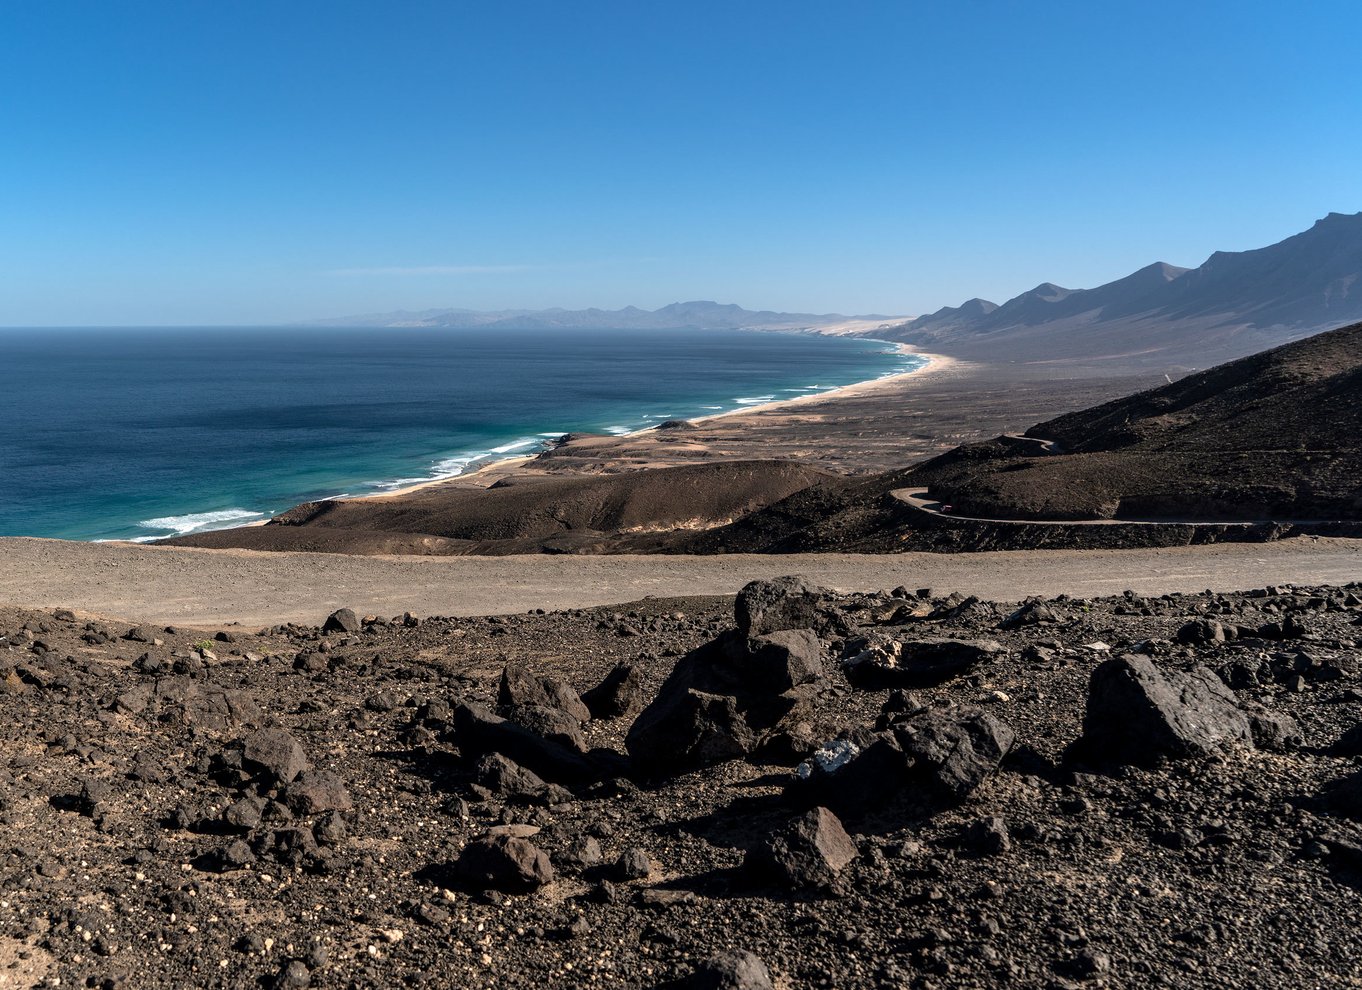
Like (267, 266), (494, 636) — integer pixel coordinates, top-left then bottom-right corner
(909, 319), (1362, 522)
(169, 460), (837, 555)
(676, 321), (1362, 553)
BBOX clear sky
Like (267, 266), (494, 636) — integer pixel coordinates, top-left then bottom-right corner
(2, 0), (1359, 325)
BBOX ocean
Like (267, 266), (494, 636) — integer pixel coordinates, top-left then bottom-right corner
(0, 326), (921, 542)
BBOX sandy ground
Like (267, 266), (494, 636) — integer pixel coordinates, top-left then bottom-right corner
(2, 535), (1358, 628)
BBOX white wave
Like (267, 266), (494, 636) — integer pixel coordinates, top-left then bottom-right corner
(734, 395), (777, 406)
(701, 405), (723, 410)
(489, 437), (538, 454)
(604, 426), (633, 436)
(137, 508), (266, 536)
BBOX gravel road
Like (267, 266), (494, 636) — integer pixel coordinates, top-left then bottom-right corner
(2, 536), (1358, 627)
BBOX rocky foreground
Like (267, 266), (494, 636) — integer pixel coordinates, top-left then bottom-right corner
(3, 578), (1362, 989)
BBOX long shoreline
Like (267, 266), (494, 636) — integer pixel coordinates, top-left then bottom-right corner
(337, 342), (947, 503)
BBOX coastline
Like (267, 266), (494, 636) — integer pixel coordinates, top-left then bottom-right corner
(339, 344), (948, 504)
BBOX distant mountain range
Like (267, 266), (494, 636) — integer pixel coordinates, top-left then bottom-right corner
(304, 300), (895, 332)
(875, 211), (1362, 368)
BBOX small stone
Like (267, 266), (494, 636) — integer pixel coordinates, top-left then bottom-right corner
(273, 959), (311, 988)
(219, 840), (256, 870)
(749, 806), (857, 890)
(616, 847), (653, 880)
(453, 833), (554, 893)
(284, 771), (353, 816)
(964, 816), (1011, 856)
(689, 950), (774, 990)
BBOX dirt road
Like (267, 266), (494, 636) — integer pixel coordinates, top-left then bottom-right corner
(2, 536), (1358, 628)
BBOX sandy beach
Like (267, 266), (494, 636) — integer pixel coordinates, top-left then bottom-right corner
(352, 341), (949, 503)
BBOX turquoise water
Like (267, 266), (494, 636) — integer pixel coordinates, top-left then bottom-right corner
(0, 326), (921, 541)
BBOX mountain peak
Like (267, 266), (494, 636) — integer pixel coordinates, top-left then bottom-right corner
(1314, 211), (1362, 228)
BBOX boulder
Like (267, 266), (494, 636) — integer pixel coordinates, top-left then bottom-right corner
(727, 629), (825, 693)
(1080, 655), (1254, 765)
(793, 729), (912, 813)
(963, 815), (1011, 856)
(625, 629), (826, 776)
(454, 833), (554, 893)
(843, 637), (1003, 688)
(748, 806), (857, 891)
(894, 710), (1015, 799)
(1244, 705), (1303, 752)
(615, 847), (653, 880)
(451, 703), (598, 784)
(734, 575), (827, 637)
(504, 704), (588, 753)
(581, 663), (646, 719)
(499, 665), (590, 723)
(1331, 722), (1362, 757)
(242, 728), (310, 785)
(627, 689), (756, 773)
(321, 608), (360, 635)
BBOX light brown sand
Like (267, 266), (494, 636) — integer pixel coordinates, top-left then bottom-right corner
(2, 535), (1356, 628)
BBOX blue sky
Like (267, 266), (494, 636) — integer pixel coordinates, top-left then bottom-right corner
(2, 0), (1359, 325)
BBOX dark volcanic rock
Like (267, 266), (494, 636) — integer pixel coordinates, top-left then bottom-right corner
(727, 629), (825, 693)
(1177, 619), (1228, 645)
(734, 575), (827, 636)
(242, 728), (310, 785)
(581, 663), (646, 719)
(452, 703), (597, 784)
(504, 704), (588, 753)
(454, 833), (554, 893)
(793, 730), (912, 814)
(1244, 705), (1303, 752)
(843, 637), (1003, 688)
(498, 664), (590, 723)
(894, 710), (1015, 798)
(1323, 771), (1362, 821)
(626, 626), (826, 775)
(475, 752), (548, 801)
(321, 608), (360, 634)
(748, 806), (857, 891)
(615, 847), (653, 881)
(283, 771), (353, 815)
(627, 689), (756, 772)
(1080, 654), (1254, 765)
(1332, 722), (1362, 756)
(689, 950), (774, 990)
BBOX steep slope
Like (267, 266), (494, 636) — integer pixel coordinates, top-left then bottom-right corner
(898, 319), (1362, 521)
(880, 213), (1362, 366)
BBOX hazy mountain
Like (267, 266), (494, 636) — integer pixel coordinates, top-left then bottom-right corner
(304, 301), (888, 331)
(879, 212), (1362, 367)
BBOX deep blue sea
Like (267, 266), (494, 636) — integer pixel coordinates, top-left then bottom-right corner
(0, 326), (920, 542)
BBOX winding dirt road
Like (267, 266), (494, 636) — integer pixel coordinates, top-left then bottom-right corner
(1, 536), (1358, 628)
(893, 487), (1285, 527)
